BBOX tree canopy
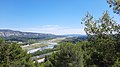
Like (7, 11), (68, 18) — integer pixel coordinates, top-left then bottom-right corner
(82, 11), (120, 67)
(44, 42), (84, 67)
(107, 0), (120, 14)
(0, 38), (35, 67)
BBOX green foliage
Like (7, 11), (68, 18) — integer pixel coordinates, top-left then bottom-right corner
(60, 36), (87, 44)
(83, 11), (119, 36)
(45, 42), (84, 67)
(82, 11), (120, 67)
(0, 38), (35, 67)
(107, 0), (120, 14)
(44, 60), (53, 67)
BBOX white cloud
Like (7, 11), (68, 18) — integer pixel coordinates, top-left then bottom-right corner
(8, 25), (86, 35)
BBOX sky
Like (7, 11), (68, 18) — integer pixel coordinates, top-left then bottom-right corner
(0, 0), (119, 35)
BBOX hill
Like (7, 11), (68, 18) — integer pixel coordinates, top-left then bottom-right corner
(0, 29), (58, 44)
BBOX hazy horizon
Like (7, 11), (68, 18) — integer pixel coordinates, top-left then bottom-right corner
(0, 27), (85, 35)
(0, 0), (119, 35)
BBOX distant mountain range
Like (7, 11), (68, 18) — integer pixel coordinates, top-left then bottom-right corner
(63, 34), (86, 37)
(0, 29), (86, 37)
(0, 29), (86, 41)
(0, 29), (55, 37)
(0, 29), (87, 45)
(0, 29), (59, 42)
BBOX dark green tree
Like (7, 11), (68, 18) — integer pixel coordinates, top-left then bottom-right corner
(46, 42), (84, 67)
(82, 11), (120, 67)
(0, 38), (35, 67)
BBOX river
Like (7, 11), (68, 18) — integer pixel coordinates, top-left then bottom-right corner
(27, 43), (57, 54)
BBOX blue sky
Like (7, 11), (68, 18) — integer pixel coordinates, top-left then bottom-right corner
(0, 0), (119, 35)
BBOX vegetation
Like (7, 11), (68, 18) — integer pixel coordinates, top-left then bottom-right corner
(22, 43), (49, 51)
(82, 11), (120, 67)
(4, 35), (56, 46)
(42, 11), (120, 67)
(107, 0), (120, 14)
(60, 36), (87, 44)
(44, 42), (84, 67)
(0, 0), (120, 67)
(0, 38), (37, 67)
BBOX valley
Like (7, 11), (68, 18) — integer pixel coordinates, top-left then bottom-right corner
(21, 37), (67, 63)
(0, 29), (87, 63)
